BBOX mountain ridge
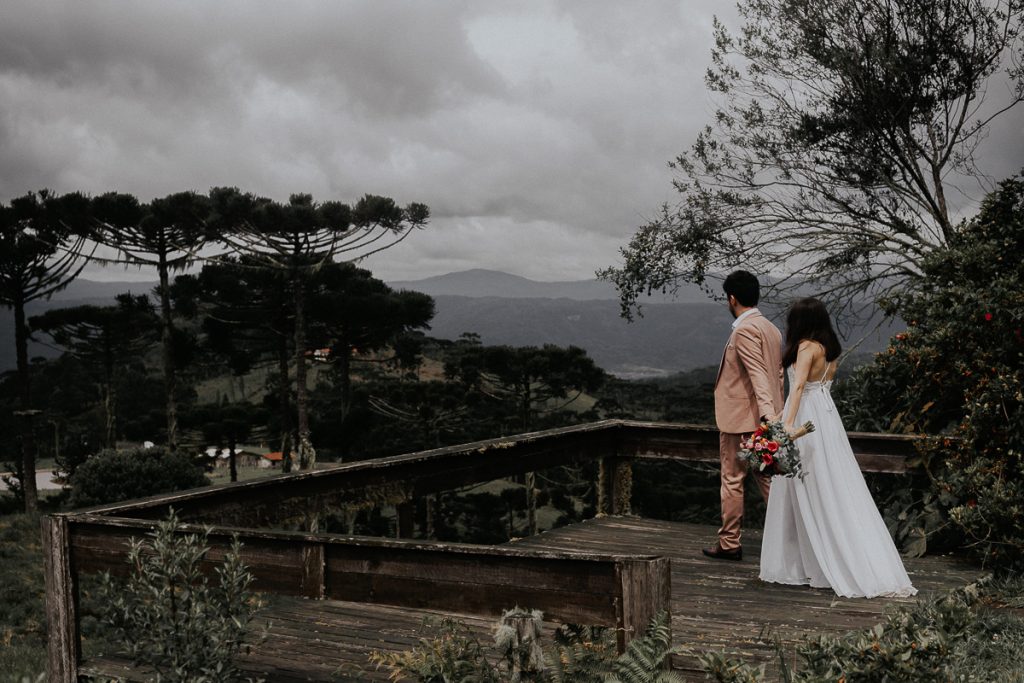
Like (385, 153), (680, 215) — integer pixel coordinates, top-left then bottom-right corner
(389, 268), (710, 303)
(0, 271), (898, 377)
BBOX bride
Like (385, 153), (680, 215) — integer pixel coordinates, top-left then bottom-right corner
(759, 298), (916, 598)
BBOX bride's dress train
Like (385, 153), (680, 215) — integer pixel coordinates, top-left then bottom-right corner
(759, 367), (916, 598)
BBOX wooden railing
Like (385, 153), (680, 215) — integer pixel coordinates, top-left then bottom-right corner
(43, 420), (923, 681)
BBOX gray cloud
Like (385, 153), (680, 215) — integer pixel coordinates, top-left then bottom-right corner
(1, 0), (1021, 282)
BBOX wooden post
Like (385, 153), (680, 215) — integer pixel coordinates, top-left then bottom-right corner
(599, 457), (633, 516)
(42, 515), (80, 683)
(598, 457), (611, 515)
(301, 542), (325, 599)
(611, 458), (633, 515)
(396, 501), (414, 538)
(615, 557), (671, 653)
(526, 471), (538, 536)
(424, 494), (435, 539)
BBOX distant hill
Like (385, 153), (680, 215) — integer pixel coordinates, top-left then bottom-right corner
(420, 295), (898, 378)
(0, 271), (900, 378)
(389, 268), (709, 304)
(424, 295), (730, 378)
(0, 279), (157, 372)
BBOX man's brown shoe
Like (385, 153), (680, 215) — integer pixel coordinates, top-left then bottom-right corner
(702, 544), (743, 561)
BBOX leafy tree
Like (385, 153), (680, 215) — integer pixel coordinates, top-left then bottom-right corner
(835, 171), (1024, 567)
(91, 191), (212, 451)
(365, 380), (473, 450)
(309, 262), (434, 451)
(0, 190), (92, 511)
(184, 400), (262, 482)
(602, 0), (1024, 320)
(445, 340), (605, 433)
(446, 339), (605, 534)
(31, 294), (160, 448)
(209, 188), (429, 471)
(172, 257), (297, 471)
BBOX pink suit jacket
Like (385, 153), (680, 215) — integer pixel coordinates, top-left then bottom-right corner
(714, 310), (785, 434)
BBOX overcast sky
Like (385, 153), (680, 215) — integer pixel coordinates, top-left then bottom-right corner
(2, 1), (1022, 283)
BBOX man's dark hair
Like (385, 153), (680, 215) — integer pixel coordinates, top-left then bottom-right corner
(723, 270), (760, 307)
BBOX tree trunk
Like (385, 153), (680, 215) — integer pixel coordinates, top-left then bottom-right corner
(228, 433), (237, 483)
(157, 254), (179, 452)
(52, 420), (60, 466)
(14, 298), (38, 514)
(338, 341), (351, 462)
(277, 330), (293, 473)
(103, 351), (116, 449)
(103, 383), (116, 449)
(293, 273), (315, 470)
(522, 382), (536, 535)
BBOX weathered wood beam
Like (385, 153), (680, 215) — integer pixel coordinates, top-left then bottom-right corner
(73, 421), (922, 526)
(617, 421), (922, 473)
(64, 515), (664, 637)
(615, 557), (672, 651)
(77, 421), (619, 522)
(598, 456), (634, 516)
(41, 515), (80, 683)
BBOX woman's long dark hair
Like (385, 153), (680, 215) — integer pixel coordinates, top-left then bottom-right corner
(782, 298), (841, 368)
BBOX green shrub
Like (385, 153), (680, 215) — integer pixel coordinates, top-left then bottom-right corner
(368, 615), (501, 682)
(545, 624), (617, 683)
(68, 446), (208, 508)
(97, 510), (263, 682)
(698, 580), (1024, 683)
(833, 173), (1024, 569)
(368, 611), (681, 682)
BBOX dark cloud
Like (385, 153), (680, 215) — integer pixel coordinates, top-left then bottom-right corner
(1, 0), (1021, 282)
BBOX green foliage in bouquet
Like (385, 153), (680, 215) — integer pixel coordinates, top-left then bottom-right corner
(69, 446), (209, 508)
(97, 511), (264, 682)
(833, 172), (1024, 569)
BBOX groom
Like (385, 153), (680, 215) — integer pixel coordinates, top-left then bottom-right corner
(703, 270), (784, 561)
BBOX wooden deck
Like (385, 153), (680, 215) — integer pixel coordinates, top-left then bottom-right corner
(81, 516), (983, 681)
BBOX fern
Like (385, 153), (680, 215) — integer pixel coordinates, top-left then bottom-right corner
(694, 650), (766, 683)
(368, 616), (500, 682)
(547, 623), (617, 683)
(605, 612), (685, 683)
(369, 609), (686, 682)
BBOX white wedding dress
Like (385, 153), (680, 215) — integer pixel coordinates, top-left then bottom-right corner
(759, 364), (917, 598)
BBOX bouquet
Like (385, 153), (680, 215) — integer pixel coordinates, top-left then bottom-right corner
(737, 419), (815, 479)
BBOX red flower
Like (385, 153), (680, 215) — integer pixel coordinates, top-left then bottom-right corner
(753, 428), (765, 438)
(967, 499), (977, 508)
(761, 453), (774, 466)
(983, 312), (993, 321)
(766, 441), (779, 453)
(895, 333), (906, 342)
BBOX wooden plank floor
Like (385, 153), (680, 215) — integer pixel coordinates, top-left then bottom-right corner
(512, 516), (982, 678)
(81, 516), (983, 681)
